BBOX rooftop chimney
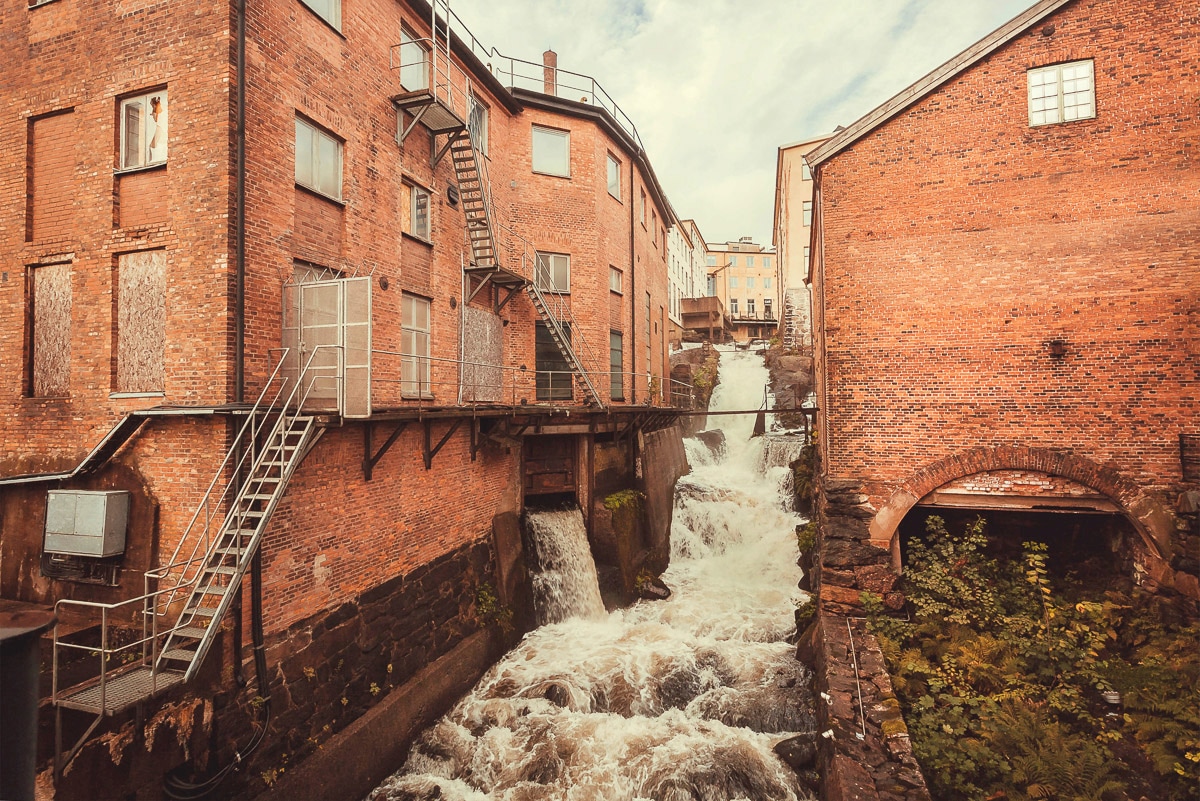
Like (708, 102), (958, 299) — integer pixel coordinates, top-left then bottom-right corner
(543, 49), (557, 95)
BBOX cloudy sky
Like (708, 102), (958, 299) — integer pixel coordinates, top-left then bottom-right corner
(449, 0), (1033, 246)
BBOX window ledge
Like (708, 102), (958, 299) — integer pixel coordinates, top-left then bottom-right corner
(115, 162), (167, 178)
(532, 169), (571, 180)
(110, 392), (165, 399)
(610, 290), (623, 296)
(295, 183), (347, 206)
(297, 3), (346, 39)
(402, 231), (433, 248)
(29, 0), (62, 8)
(401, 394), (435, 402)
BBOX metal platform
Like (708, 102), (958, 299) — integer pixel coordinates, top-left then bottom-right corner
(391, 90), (466, 134)
(57, 666), (185, 715)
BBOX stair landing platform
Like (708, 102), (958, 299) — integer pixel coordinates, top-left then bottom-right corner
(58, 666), (185, 715)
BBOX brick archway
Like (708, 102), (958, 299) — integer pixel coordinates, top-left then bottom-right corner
(867, 446), (1173, 559)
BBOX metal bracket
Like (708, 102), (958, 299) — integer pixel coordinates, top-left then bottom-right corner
(431, 130), (461, 169)
(423, 419), (464, 470)
(495, 283), (523, 314)
(466, 272), (493, 304)
(397, 103), (430, 145)
(362, 422), (407, 481)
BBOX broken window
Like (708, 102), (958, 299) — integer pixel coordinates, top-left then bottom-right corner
(401, 292), (431, 399)
(27, 261), (71, 397)
(295, 117), (342, 200)
(404, 181), (431, 240)
(115, 250), (166, 394)
(120, 91), (168, 170)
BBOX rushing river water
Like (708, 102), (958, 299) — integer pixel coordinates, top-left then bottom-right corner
(369, 347), (815, 801)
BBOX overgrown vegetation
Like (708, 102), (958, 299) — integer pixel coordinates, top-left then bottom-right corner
(603, 489), (644, 512)
(791, 438), (818, 513)
(865, 515), (1200, 801)
(690, 351), (720, 409)
(475, 583), (514, 634)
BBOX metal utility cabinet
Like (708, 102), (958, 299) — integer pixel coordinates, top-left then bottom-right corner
(43, 490), (130, 558)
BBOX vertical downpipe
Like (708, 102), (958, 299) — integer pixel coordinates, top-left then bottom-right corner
(232, 0), (248, 685)
(628, 158), (636, 404)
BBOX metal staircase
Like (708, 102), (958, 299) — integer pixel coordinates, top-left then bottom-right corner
(51, 350), (324, 778)
(449, 130), (498, 270)
(525, 279), (604, 406)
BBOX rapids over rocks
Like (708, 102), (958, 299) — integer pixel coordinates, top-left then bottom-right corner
(369, 347), (816, 801)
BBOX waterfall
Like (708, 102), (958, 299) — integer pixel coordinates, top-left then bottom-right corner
(524, 506), (605, 625)
(370, 346), (816, 801)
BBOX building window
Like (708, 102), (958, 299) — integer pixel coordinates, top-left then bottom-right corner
(295, 117), (342, 200)
(115, 250), (166, 394)
(119, 91), (168, 170)
(299, 0), (340, 29)
(640, 189), (646, 226)
(804, 246), (811, 265)
(728, 255), (738, 267)
(404, 181), (431, 240)
(802, 201), (812, 227)
(746, 277), (756, 290)
(468, 96), (488, 154)
(399, 28), (430, 91)
(706, 274), (715, 296)
(746, 256), (754, 268)
(746, 298), (755, 317)
(706, 255), (717, 267)
(26, 261), (71, 397)
(535, 252), (570, 293)
(402, 293), (431, 399)
(728, 276), (738, 289)
(609, 266), (623, 294)
(763, 256), (772, 268)
(532, 126), (569, 177)
(764, 277), (772, 288)
(610, 330), (623, 400)
(651, 211), (657, 245)
(729, 298), (738, 315)
(1028, 60), (1095, 126)
(801, 160), (811, 181)
(535, 322), (572, 401)
(764, 297), (773, 319)
(606, 153), (620, 199)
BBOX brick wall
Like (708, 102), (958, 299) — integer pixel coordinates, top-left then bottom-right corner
(813, 0), (1198, 574)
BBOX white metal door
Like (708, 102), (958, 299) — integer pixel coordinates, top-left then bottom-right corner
(280, 277), (371, 417)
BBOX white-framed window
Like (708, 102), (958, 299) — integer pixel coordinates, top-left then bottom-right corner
(763, 297), (773, 318)
(746, 277), (755, 290)
(609, 266), (623, 294)
(802, 201), (812, 227)
(639, 189), (646, 225)
(402, 293), (431, 399)
(764, 277), (772, 288)
(404, 181), (430, 240)
(728, 276), (738, 289)
(729, 298), (738, 315)
(399, 28), (430, 91)
(764, 256), (772, 268)
(651, 211), (657, 245)
(1028, 60), (1095, 126)
(746, 256), (755, 268)
(468, 95), (488, 154)
(801, 160), (812, 181)
(706, 274), (715, 296)
(300, 0), (340, 29)
(535, 252), (570, 293)
(606, 153), (620, 199)
(295, 117), (342, 200)
(747, 299), (756, 317)
(120, 90), (168, 170)
(532, 126), (569, 177)
(609, 330), (623, 400)
(728, 255), (738, 267)
(804, 246), (811, 265)
(706, 255), (717, 267)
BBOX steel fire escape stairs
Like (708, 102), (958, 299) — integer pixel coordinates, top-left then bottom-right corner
(52, 357), (322, 778)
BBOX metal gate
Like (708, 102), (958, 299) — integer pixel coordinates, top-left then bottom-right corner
(282, 277), (371, 418)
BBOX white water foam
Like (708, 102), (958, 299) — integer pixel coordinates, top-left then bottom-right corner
(525, 506), (606, 626)
(370, 347), (815, 801)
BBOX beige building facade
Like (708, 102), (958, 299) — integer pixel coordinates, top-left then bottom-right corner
(705, 237), (779, 342)
(773, 134), (830, 350)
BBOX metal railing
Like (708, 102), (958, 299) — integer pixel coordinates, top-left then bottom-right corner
(52, 346), (338, 713)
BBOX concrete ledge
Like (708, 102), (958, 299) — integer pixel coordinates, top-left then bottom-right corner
(259, 629), (498, 801)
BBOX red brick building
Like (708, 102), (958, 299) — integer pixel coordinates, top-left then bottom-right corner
(1, 1), (685, 797)
(805, 0), (1198, 613)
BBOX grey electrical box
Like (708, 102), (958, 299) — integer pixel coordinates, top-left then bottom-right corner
(43, 491), (130, 558)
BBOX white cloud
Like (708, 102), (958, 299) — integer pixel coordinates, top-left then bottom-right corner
(450, 0), (1034, 245)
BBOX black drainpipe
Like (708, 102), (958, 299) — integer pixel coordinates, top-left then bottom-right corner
(234, 0), (247, 405)
(628, 158), (636, 404)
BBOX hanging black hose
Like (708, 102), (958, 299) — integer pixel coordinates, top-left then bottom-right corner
(163, 545), (272, 800)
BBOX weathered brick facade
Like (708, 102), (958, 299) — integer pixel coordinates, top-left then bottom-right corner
(1, 1), (681, 797)
(807, 0), (1198, 612)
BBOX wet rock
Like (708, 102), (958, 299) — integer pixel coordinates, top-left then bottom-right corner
(695, 429), (725, 455)
(542, 682), (570, 708)
(774, 733), (818, 772)
(638, 575), (672, 601)
(658, 664), (703, 709)
(854, 564), (899, 595)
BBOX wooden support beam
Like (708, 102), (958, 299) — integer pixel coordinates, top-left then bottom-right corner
(431, 130), (460, 168)
(397, 103), (430, 145)
(362, 422), (408, 481)
(467, 272), (493, 304)
(495, 283), (523, 313)
(423, 418), (464, 470)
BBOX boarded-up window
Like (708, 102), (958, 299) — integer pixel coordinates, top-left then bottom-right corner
(28, 262), (72, 397)
(116, 250), (166, 393)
